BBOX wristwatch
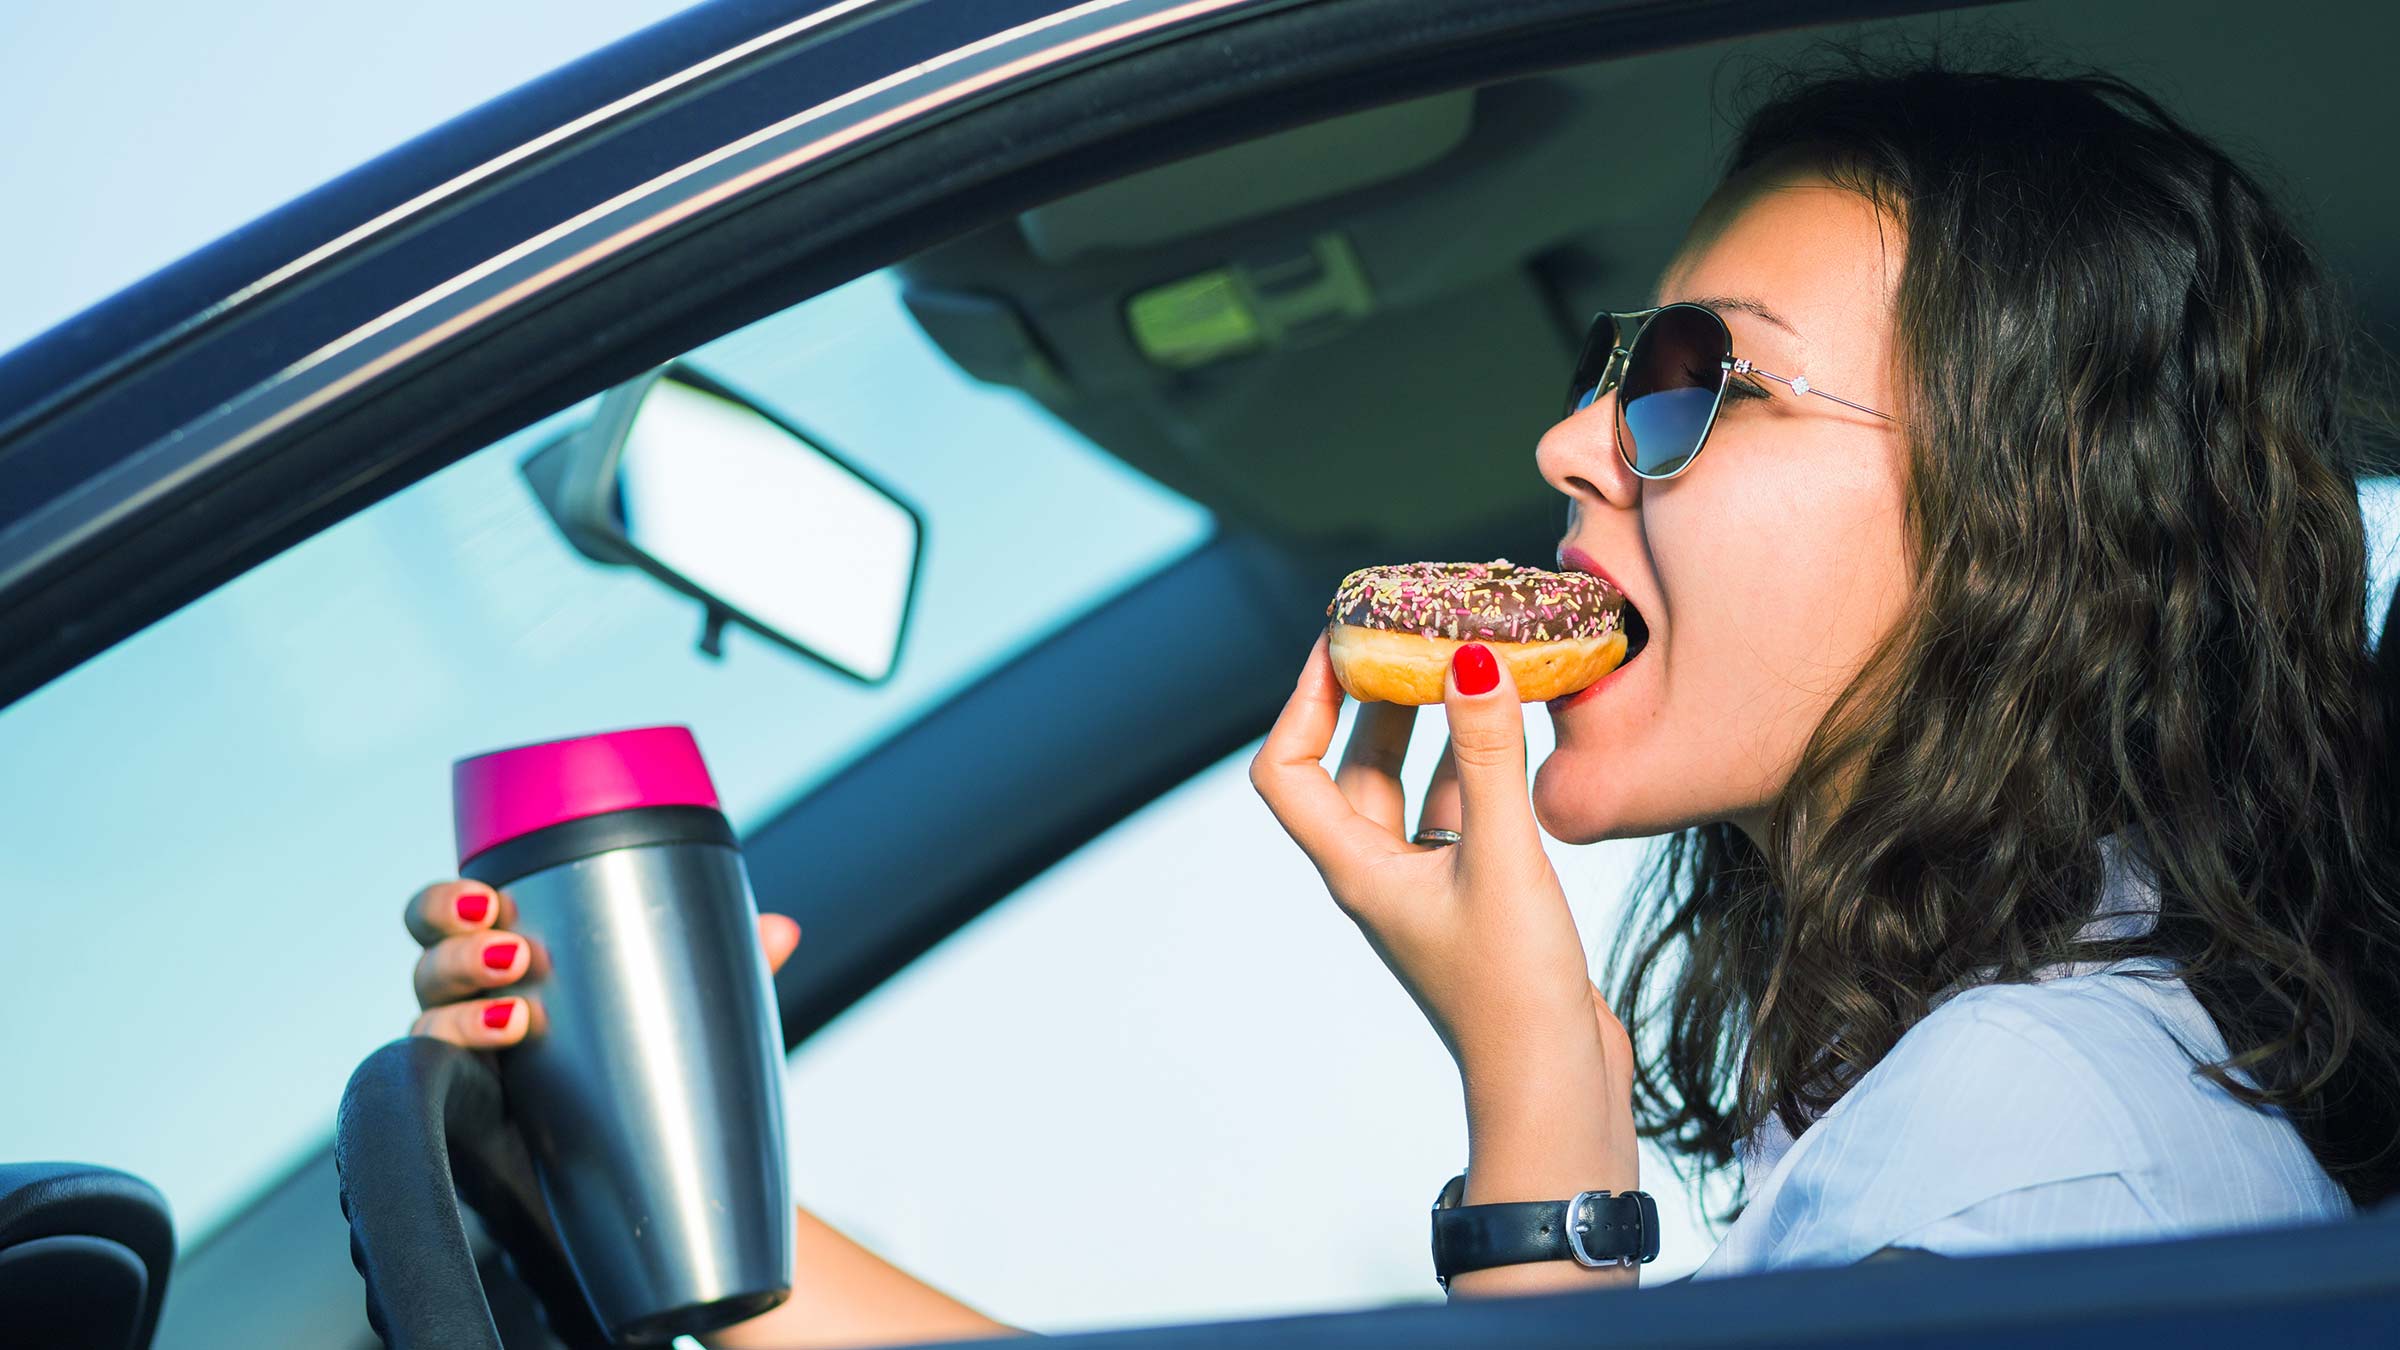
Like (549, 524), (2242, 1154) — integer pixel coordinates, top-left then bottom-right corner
(1429, 1170), (1659, 1291)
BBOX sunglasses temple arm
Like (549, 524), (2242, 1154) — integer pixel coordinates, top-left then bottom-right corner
(1741, 365), (1896, 422)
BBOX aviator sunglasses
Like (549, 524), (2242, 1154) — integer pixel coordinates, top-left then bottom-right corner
(1566, 302), (1895, 479)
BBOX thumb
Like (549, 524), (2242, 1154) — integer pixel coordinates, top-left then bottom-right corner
(759, 913), (803, 974)
(1441, 642), (1542, 857)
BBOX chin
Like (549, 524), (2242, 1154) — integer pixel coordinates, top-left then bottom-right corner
(1531, 750), (1623, 845)
(1534, 741), (1725, 844)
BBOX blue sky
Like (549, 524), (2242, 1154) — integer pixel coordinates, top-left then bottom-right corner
(0, 1), (698, 356)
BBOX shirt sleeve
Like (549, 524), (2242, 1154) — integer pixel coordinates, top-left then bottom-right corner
(1713, 986), (2164, 1273)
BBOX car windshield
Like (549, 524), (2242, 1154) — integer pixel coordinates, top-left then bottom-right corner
(0, 269), (1211, 1249)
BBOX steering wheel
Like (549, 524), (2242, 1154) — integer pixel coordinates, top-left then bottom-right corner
(334, 1037), (617, 1350)
(0, 1160), (175, 1350)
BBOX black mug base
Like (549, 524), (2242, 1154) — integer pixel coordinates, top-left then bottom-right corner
(611, 1286), (791, 1346)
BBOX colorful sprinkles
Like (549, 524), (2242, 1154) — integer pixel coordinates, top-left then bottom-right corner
(1326, 558), (1626, 643)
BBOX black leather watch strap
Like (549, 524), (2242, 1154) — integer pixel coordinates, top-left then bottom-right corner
(1429, 1172), (1658, 1289)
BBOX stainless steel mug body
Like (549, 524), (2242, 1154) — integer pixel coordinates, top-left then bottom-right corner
(492, 837), (792, 1344)
(453, 727), (790, 1346)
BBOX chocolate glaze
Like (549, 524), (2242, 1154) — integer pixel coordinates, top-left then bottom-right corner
(1326, 559), (1626, 643)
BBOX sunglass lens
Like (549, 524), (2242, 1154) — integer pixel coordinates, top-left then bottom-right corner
(1619, 306), (1728, 477)
(1564, 314), (1621, 418)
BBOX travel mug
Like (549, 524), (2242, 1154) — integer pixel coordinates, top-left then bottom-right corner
(453, 725), (792, 1345)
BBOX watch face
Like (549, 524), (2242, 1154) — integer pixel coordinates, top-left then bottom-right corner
(1432, 1171), (1467, 1210)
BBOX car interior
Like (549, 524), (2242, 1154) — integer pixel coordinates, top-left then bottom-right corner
(6, 0), (2400, 1346)
(895, 0), (2400, 541)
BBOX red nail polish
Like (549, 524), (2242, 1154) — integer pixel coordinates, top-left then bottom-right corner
(1453, 642), (1499, 696)
(482, 1002), (515, 1030)
(455, 892), (490, 924)
(482, 942), (519, 971)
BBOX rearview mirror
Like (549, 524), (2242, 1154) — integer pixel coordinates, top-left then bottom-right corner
(522, 364), (925, 682)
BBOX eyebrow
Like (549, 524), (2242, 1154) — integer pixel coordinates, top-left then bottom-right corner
(1666, 294), (1800, 339)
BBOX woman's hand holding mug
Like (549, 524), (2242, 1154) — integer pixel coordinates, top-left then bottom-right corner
(403, 880), (803, 1045)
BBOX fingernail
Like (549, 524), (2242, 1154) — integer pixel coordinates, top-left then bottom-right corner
(482, 941), (519, 971)
(482, 1002), (515, 1030)
(1453, 642), (1499, 696)
(455, 891), (490, 924)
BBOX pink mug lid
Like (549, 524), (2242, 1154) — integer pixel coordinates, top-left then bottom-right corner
(453, 725), (722, 865)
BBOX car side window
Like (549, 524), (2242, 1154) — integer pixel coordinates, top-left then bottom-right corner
(2363, 477), (2400, 640)
(0, 268), (1209, 1253)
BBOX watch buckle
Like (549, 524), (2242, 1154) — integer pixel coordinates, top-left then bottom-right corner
(1566, 1190), (1639, 1269)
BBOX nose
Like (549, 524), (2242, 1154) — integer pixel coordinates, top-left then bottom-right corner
(1537, 384), (1643, 517)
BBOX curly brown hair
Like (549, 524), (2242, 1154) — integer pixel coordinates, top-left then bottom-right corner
(1607, 47), (2400, 1210)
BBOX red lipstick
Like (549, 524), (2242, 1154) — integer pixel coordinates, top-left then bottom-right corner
(1549, 544), (1644, 711)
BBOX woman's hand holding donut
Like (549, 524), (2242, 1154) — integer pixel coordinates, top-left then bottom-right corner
(403, 879), (803, 1046)
(1252, 632), (1621, 1077)
(1252, 633), (1638, 1286)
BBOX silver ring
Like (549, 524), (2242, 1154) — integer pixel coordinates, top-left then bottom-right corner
(1413, 829), (1463, 848)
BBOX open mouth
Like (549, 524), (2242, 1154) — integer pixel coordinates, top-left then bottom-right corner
(1545, 599), (1645, 711)
(1620, 601), (1650, 665)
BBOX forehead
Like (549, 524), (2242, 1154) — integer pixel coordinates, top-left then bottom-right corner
(1653, 164), (1902, 358)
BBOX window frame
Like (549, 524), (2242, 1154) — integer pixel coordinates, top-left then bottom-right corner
(0, 0), (1302, 710)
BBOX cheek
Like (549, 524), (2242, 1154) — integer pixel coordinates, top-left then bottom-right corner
(1531, 423), (1911, 843)
(1673, 427), (1912, 770)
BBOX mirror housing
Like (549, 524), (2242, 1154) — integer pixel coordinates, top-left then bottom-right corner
(521, 364), (925, 682)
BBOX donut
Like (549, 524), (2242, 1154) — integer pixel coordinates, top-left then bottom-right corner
(1324, 559), (1634, 704)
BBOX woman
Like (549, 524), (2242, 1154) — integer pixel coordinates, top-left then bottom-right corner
(401, 52), (2400, 1342)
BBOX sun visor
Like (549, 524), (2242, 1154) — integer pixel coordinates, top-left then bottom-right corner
(1015, 90), (1476, 264)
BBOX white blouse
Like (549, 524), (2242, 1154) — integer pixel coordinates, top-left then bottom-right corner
(1690, 834), (2352, 1277)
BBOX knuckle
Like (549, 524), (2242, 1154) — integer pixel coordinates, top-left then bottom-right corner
(1248, 754), (1275, 798)
(1446, 726), (1517, 766)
